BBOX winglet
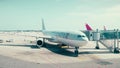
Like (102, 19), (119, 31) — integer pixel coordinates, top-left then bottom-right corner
(42, 18), (45, 30)
(85, 23), (92, 31)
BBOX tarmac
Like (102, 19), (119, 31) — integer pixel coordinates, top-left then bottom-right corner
(0, 32), (120, 68)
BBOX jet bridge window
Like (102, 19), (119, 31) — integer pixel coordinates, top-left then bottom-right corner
(77, 35), (85, 37)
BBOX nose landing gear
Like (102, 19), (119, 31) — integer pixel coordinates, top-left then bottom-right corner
(74, 47), (79, 57)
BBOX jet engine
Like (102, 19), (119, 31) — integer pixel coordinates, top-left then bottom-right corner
(36, 38), (44, 47)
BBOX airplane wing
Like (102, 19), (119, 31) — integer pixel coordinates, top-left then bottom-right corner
(36, 35), (52, 39)
(2, 32), (52, 39)
(0, 32), (53, 48)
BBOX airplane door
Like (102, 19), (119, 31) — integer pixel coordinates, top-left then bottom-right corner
(89, 31), (93, 41)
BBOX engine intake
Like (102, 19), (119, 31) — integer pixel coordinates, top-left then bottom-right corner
(37, 40), (43, 45)
(36, 38), (44, 47)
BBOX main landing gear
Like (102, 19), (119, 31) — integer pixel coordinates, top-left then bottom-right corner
(74, 47), (79, 57)
(95, 40), (100, 49)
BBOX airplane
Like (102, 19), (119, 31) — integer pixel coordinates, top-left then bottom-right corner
(85, 23), (106, 31)
(0, 20), (89, 57)
(36, 19), (89, 56)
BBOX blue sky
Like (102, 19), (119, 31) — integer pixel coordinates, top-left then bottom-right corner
(0, 0), (120, 30)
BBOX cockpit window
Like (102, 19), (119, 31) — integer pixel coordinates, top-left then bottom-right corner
(81, 35), (85, 37)
(77, 35), (85, 37)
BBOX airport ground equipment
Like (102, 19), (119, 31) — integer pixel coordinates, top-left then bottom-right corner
(84, 29), (120, 53)
(113, 29), (119, 53)
(93, 29), (100, 49)
(97, 29), (119, 53)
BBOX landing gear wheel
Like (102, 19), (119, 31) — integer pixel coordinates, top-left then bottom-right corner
(114, 47), (119, 53)
(74, 50), (78, 57)
(74, 47), (79, 57)
(95, 46), (100, 49)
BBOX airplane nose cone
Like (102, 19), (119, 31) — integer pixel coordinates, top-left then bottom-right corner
(84, 40), (89, 45)
(83, 37), (89, 41)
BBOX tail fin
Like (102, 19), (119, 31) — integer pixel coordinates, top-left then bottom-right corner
(42, 18), (45, 30)
(85, 23), (92, 31)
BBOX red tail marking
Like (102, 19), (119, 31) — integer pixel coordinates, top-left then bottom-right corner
(85, 23), (92, 31)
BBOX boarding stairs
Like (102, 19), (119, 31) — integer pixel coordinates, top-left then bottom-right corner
(99, 40), (113, 52)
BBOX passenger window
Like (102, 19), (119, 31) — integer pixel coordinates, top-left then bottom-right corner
(81, 35), (85, 37)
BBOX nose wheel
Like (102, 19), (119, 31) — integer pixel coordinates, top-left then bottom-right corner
(74, 47), (79, 57)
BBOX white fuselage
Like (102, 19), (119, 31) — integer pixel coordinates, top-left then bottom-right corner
(43, 30), (89, 47)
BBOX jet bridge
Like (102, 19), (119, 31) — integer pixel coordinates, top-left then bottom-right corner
(84, 29), (120, 53)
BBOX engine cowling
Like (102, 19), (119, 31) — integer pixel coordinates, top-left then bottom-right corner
(36, 38), (44, 47)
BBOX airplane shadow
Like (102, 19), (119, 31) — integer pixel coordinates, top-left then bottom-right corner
(44, 43), (114, 57)
(78, 50), (112, 54)
(44, 43), (77, 57)
(79, 48), (113, 54)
